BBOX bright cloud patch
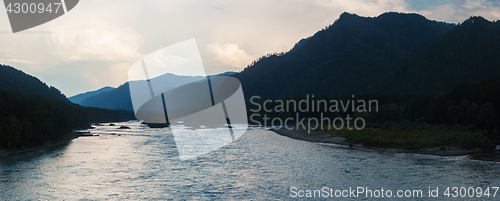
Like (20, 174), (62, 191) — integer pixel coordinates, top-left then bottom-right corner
(207, 43), (255, 68)
(316, 0), (411, 16)
(1, 0), (500, 96)
(48, 22), (143, 61)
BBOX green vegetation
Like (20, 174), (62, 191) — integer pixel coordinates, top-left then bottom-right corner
(0, 90), (89, 149)
(323, 122), (492, 150)
(0, 90), (135, 149)
(252, 75), (500, 150)
(237, 13), (500, 151)
(0, 90), (137, 150)
(84, 107), (136, 123)
(240, 13), (500, 151)
(0, 64), (137, 151)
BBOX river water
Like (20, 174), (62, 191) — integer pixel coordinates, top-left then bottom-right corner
(1, 121), (499, 200)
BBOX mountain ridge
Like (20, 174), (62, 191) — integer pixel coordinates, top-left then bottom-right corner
(72, 71), (239, 111)
(377, 16), (500, 94)
(0, 64), (69, 101)
(234, 12), (456, 100)
(69, 86), (115, 104)
(71, 12), (500, 112)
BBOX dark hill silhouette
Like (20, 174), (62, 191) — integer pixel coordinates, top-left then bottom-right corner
(69, 86), (115, 104)
(380, 16), (500, 93)
(234, 12), (456, 99)
(77, 73), (206, 111)
(75, 72), (234, 111)
(79, 82), (134, 111)
(0, 64), (136, 150)
(0, 64), (68, 101)
(0, 65), (90, 149)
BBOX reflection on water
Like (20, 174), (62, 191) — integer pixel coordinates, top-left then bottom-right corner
(1, 121), (499, 200)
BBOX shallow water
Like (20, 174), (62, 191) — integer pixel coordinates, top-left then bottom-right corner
(1, 121), (499, 200)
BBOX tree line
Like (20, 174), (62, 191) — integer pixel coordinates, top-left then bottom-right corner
(0, 90), (136, 149)
(248, 75), (500, 148)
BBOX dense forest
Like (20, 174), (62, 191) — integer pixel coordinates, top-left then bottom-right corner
(382, 16), (500, 93)
(0, 90), (88, 149)
(234, 13), (500, 101)
(84, 107), (136, 123)
(0, 65), (136, 150)
(249, 76), (500, 149)
(233, 12), (500, 150)
(234, 12), (456, 100)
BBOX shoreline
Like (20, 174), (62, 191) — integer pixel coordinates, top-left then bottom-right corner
(269, 127), (490, 157)
(0, 121), (132, 157)
(0, 133), (82, 157)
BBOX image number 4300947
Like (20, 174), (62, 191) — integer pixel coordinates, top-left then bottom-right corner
(3, 0), (79, 33)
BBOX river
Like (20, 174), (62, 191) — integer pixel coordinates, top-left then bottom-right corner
(1, 121), (499, 200)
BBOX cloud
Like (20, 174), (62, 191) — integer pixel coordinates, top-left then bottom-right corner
(146, 54), (193, 70)
(48, 22), (143, 62)
(207, 43), (255, 69)
(2, 0), (500, 96)
(417, 0), (500, 22)
(315, 0), (411, 16)
(0, 58), (38, 65)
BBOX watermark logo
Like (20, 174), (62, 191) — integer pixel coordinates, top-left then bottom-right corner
(128, 39), (248, 161)
(3, 0), (79, 33)
(248, 95), (378, 133)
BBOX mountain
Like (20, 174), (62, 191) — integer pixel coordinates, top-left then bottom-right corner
(0, 64), (68, 101)
(79, 82), (134, 111)
(74, 13), (500, 112)
(69, 86), (115, 104)
(77, 73), (206, 111)
(216, 71), (237, 76)
(380, 16), (500, 93)
(75, 71), (239, 111)
(0, 65), (136, 148)
(0, 89), (90, 149)
(234, 12), (456, 100)
(0, 65), (91, 149)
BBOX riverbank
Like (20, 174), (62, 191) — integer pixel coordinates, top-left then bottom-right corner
(0, 132), (86, 157)
(269, 127), (487, 157)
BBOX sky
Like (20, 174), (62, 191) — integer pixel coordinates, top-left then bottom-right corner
(0, 0), (499, 97)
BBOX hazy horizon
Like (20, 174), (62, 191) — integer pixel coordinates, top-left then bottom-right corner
(1, 0), (500, 97)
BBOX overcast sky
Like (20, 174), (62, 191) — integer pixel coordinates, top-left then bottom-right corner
(1, 0), (499, 97)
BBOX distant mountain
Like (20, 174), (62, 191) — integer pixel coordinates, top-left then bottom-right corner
(0, 64), (68, 101)
(216, 71), (237, 76)
(77, 73), (207, 111)
(75, 71), (240, 111)
(79, 82), (134, 111)
(234, 12), (456, 99)
(69, 86), (115, 104)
